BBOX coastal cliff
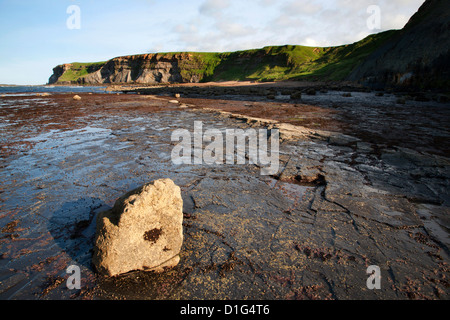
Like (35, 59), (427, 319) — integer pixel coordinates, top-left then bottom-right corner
(48, 0), (449, 90)
(49, 52), (221, 85)
(80, 53), (213, 84)
(47, 31), (395, 86)
(348, 0), (450, 89)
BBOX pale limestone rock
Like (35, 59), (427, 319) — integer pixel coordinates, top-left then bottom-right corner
(93, 178), (183, 276)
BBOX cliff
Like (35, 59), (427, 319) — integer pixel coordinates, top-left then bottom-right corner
(48, 52), (222, 85)
(79, 53), (220, 84)
(48, 0), (448, 90)
(48, 62), (106, 85)
(348, 0), (450, 89)
(48, 32), (395, 86)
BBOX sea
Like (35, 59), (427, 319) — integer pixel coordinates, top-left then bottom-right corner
(0, 85), (111, 95)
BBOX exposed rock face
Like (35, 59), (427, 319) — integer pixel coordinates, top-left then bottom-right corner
(47, 0), (447, 90)
(48, 63), (73, 84)
(48, 53), (207, 85)
(93, 179), (183, 277)
(348, 0), (450, 89)
(78, 53), (203, 85)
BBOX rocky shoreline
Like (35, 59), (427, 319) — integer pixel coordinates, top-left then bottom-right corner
(0, 88), (448, 299)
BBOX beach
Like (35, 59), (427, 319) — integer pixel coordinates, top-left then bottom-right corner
(0, 85), (449, 299)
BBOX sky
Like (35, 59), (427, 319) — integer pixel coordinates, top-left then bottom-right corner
(0, 0), (425, 85)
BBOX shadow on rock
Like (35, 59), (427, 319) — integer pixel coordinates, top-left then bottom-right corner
(48, 197), (111, 271)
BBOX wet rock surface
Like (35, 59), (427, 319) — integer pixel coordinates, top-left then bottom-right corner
(0, 90), (449, 299)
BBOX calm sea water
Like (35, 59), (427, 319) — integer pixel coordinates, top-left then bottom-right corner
(0, 85), (110, 94)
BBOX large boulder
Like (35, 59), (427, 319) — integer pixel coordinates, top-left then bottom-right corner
(93, 179), (183, 277)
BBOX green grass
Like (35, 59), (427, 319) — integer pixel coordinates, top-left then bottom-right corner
(294, 30), (398, 81)
(57, 62), (106, 82)
(177, 52), (222, 80)
(54, 30), (398, 83)
(196, 46), (318, 82)
(198, 31), (397, 82)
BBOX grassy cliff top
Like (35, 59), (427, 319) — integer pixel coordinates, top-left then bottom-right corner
(56, 62), (106, 82)
(51, 30), (397, 84)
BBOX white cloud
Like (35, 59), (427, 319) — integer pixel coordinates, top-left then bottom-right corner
(303, 37), (319, 47)
(169, 0), (426, 52)
(258, 0), (277, 6)
(0, 0), (427, 84)
(199, 0), (231, 16)
(282, 1), (323, 15)
(382, 13), (410, 29)
(216, 21), (256, 37)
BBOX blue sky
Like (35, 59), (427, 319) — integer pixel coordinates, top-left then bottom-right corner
(0, 0), (425, 85)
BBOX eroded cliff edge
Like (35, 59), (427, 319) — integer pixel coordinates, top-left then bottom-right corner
(49, 53), (210, 85)
(348, 0), (450, 89)
(48, 0), (449, 90)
